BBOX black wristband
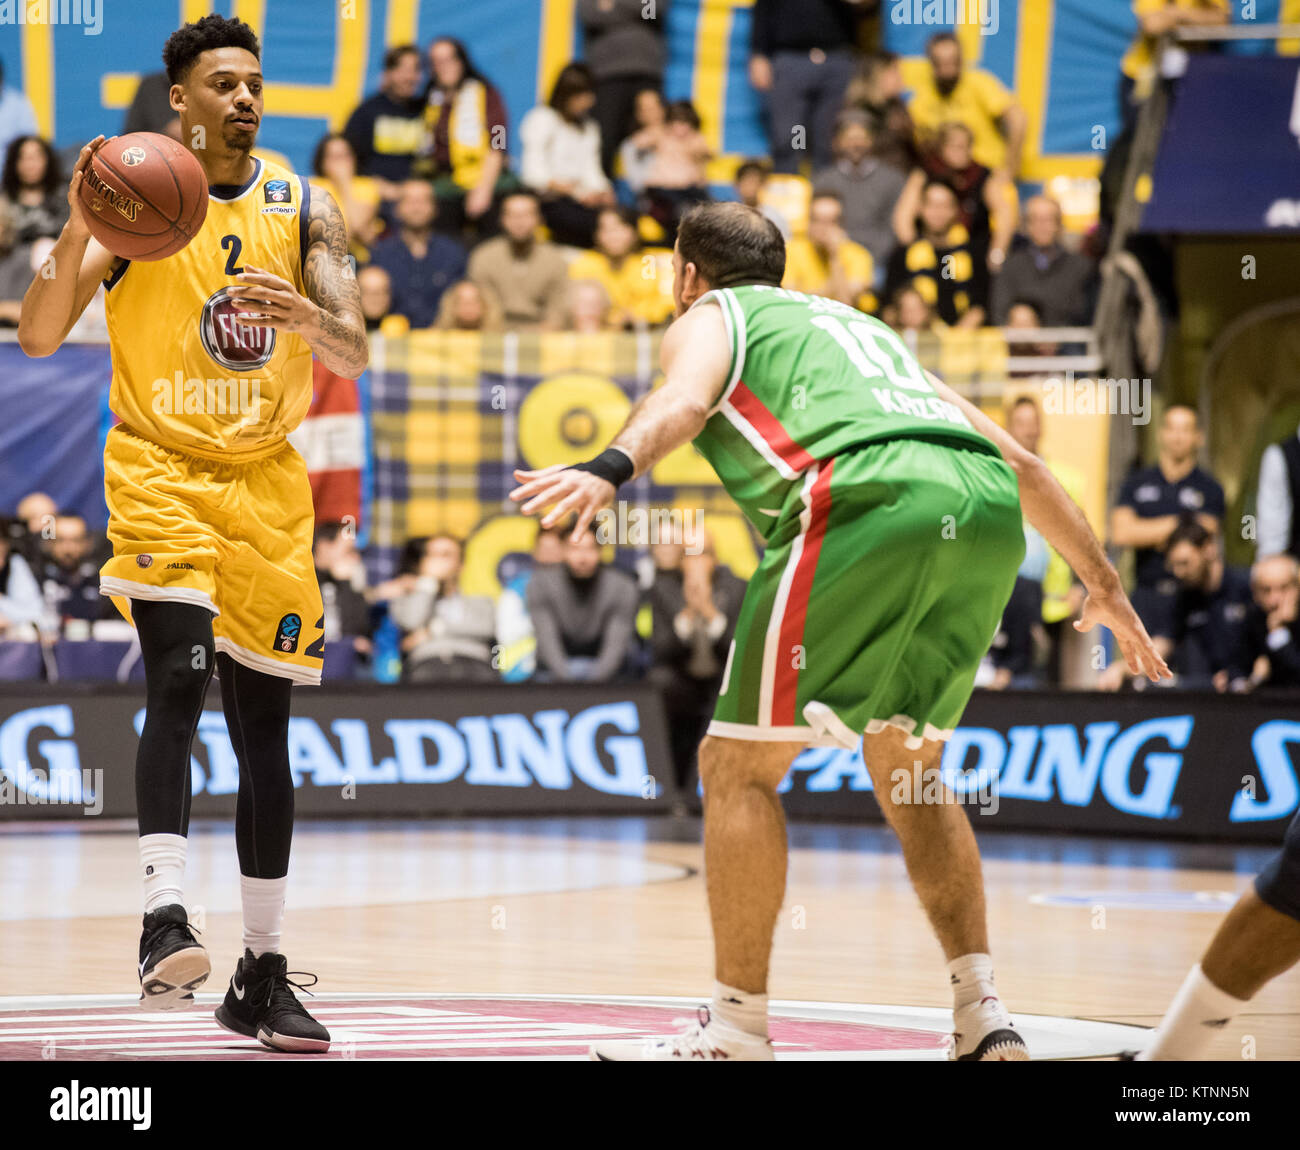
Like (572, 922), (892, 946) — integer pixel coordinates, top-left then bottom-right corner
(570, 447), (635, 487)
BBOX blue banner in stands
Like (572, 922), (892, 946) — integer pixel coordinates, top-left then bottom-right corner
(1141, 56), (1300, 235)
(0, 343), (111, 528)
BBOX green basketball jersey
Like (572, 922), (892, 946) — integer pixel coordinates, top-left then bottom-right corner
(690, 285), (999, 540)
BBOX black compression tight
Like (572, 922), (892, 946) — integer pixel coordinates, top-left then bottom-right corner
(132, 599), (295, 879)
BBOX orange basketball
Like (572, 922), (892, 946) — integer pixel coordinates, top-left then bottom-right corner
(77, 132), (208, 261)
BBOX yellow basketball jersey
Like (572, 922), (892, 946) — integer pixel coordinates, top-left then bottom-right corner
(103, 156), (313, 461)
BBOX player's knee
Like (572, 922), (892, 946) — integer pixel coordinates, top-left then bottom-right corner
(697, 736), (787, 794)
(145, 640), (213, 707)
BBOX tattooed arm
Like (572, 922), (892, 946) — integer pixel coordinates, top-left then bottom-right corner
(226, 188), (369, 379)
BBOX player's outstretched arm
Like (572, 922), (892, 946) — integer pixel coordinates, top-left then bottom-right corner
(924, 368), (1172, 683)
(17, 135), (119, 357)
(509, 301), (732, 538)
(227, 188), (368, 379)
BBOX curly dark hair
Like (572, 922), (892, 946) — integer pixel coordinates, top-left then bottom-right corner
(162, 14), (261, 85)
(1, 135), (61, 200)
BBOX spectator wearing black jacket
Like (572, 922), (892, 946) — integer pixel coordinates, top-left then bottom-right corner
(1158, 521), (1253, 691)
(646, 532), (746, 791)
(38, 513), (113, 625)
(1234, 554), (1300, 691)
(990, 195), (1096, 326)
(578, 0), (670, 176)
(984, 576), (1045, 689)
(342, 44), (425, 191)
(313, 522), (374, 661)
(749, 0), (866, 173)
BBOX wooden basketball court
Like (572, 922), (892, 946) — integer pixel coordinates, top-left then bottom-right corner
(0, 816), (1294, 1059)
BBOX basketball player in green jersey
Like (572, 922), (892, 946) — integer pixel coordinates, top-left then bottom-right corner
(511, 203), (1170, 1061)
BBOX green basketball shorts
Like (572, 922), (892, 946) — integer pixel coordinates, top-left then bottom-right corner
(708, 435), (1025, 749)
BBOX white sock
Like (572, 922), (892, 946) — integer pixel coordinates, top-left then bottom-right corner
(1138, 964), (1248, 1061)
(241, 875), (287, 957)
(139, 834), (187, 913)
(948, 953), (998, 1010)
(711, 981), (768, 1038)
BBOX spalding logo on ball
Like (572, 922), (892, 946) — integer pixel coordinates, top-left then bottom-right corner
(77, 131), (208, 261)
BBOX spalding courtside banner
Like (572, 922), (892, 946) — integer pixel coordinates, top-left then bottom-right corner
(782, 689), (1300, 842)
(1141, 56), (1300, 234)
(0, 684), (676, 820)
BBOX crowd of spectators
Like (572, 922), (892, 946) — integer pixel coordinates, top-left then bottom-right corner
(4, 10), (1296, 738)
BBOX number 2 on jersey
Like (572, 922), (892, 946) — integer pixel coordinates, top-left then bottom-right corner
(221, 234), (244, 277)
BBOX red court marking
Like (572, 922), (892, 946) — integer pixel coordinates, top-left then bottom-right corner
(0, 997), (944, 1060)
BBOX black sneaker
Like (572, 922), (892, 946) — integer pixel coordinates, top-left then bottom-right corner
(214, 949), (331, 1053)
(138, 904), (209, 1010)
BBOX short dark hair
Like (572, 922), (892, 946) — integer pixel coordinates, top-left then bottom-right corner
(677, 202), (785, 290)
(1009, 395), (1041, 416)
(1167, 520), (1213, 551)
(502, 188), (540, 211)
(163, 14), (261, 85)
(1163, 402), (1200, 426)
(1, 135), (60, 200)
(383, 44), (419, 71)
(665, 100), (701, 130)
(734, 159), (769, 183)
(926, 31), (960, 54)
(313, 521), (352, 547)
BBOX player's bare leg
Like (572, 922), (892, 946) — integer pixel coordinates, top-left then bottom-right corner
(590, 734), (802, 1060)
(699, 734), (807, 995)
(862, 725), (1027, 1060)
(1138, 890), (1300, 1059)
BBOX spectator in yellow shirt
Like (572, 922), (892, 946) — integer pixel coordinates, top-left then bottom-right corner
(783, 192), (875, 312)
(1119, 1), (1228, 132)
(907, 32), (1025, 178)
(567, 206), (675, 327)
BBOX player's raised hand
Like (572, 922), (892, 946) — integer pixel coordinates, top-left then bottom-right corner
(510, 465), (615, 540)
(1074, 587), (1172, 684)
(66, 135), (107, 240)
(227, 264), (315, 331)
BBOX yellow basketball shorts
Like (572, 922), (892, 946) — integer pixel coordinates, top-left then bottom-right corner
(99, 424), (325, 685)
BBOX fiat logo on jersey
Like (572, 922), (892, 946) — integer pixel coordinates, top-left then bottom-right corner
(199, 287), (276, 372)
(121, 146), (147, 166)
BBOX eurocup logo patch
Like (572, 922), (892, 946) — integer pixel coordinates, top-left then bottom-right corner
(264, 179), (291, 204)
(274, 613), (301, 654)
(121, 146), (146, 167)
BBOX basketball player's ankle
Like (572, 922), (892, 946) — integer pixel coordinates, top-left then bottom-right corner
(948, 953), (998, 1010)
(1138, 964), (1248, 1060)
(240, 874), (287, 957)
(139, 833), (187, 913)
(711, 981), (769, 1038)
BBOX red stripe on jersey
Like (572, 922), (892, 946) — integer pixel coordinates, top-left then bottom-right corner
(730, 381), (817, 471)
(772, 459), (835, 726)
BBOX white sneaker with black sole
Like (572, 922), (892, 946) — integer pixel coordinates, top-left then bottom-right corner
(948, 995), (1029, 1061)
(590, 1006), (775, 1061)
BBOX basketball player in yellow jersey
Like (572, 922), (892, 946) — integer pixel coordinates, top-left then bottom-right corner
(17, 15), (366, 1052)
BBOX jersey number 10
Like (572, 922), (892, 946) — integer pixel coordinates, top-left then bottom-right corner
(810, 315), (932, 393)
